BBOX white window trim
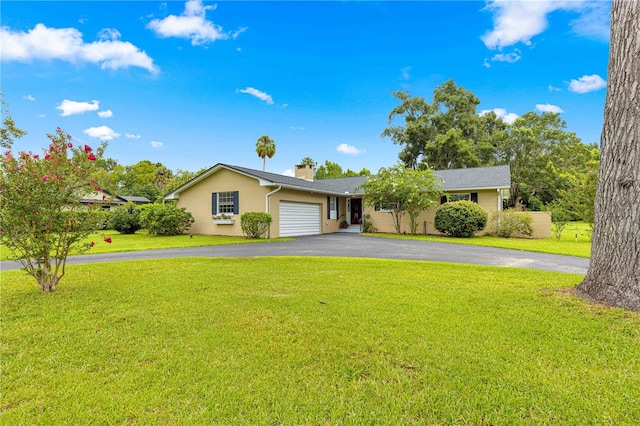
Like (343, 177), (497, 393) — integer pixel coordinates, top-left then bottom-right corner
(218, 191), (236, 215)
(329, 196), (337, 220)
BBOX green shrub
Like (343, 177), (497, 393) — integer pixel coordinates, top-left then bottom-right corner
(140, 204), (194, 236)
(109, 204), (142, 234)
(434, 201), (488, 237)
(362, 213), (377, 233)
(93, 209), (111, 230)
(489, 210), (534, 238)
(240, 212), (272, 239)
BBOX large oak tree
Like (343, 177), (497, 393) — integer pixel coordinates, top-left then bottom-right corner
(576, 0), (640, 311)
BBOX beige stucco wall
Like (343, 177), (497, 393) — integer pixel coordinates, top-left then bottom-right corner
(176, 173), (541, 239)
(365, 190), (502, 235)
(518, 211), (551, 239)
(176, 169), (340, 237)
(176, 169), (270, 236)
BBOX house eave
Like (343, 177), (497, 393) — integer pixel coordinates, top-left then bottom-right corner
(445, 185), (511, 192)
(259, 181), (353, 197)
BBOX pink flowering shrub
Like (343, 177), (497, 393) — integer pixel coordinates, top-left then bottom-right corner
(0, 128), (107, 292)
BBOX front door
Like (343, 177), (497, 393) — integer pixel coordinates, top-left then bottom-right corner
(350, 198), (362, 225)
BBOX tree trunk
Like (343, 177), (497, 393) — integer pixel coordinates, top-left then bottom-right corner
(576, 0), (640, 311)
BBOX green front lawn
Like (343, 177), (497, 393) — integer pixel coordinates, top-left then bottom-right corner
(77, 231), (292, 254)
(2, 257), (638, 424)
(0, 231), (292, 260)
(366, 222), (592, 258)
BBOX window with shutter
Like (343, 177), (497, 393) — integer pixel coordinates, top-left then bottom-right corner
(213, 191), (239, 215)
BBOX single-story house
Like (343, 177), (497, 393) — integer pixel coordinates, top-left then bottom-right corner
(82, 191), (152, 210)
(164, 163), (517, 238)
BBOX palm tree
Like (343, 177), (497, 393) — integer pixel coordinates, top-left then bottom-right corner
(153, 165), (172, 190)
(255, 135), (276, 171)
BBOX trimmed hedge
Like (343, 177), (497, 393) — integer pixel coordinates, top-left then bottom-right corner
(108, 204), (142, 234)
(140, 204), (194, 236)
(240, 212), (272, 239)
(434, 200), (488, 237)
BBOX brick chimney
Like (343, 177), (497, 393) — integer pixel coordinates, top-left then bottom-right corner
(295, 164), (314, 181)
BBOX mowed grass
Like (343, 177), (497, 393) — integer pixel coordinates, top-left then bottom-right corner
(2, 257), (639, 424)
(76, 231), (292, 255)
(0, 231), (292, 260)
(367, 222), (593, 258)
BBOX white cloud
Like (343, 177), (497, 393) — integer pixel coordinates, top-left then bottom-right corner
(336, 143), (365, 155)
(23, 94), (35, 101)
(125, 133), (141, 139)
(569, 74), (607, 94)
(290, 126), (305, 131)
(569, 2), (610, 41)
(147, 0), (235, 46)
(37, 113), (46, 118)
(230, 27), (248, 40)
(536, 103), (564, 113)
(97, 28), (121, 41)
(57, 99), (100, 116)
(98, 109), (113, 118)
(282, 169), (295, 177)
(491, 50), (521, 64)
(483, 58), (491, 69)
(1, 23), (158, 73)
(481, 1), (591, 50)
(400, 66), (411, 80)
(150, 141), (163, 148)
(238, 87), (274, 105)
(548, 84), (562, 92)
(480, 108), (519, 124)
(84, 126), (120, 140)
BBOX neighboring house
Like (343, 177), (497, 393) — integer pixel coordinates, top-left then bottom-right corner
(82, 191), (151, 210)
(164, 163), (513, 238)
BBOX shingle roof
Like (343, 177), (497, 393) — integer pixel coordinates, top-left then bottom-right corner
(164, 163), (511, 199)
(120, 195), (152, 204)
(434, 165), (511, 191)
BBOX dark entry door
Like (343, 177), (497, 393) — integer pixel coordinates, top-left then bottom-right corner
(350, 198), (363, 224)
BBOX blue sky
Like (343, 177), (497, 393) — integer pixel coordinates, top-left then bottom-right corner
(1, 0), (610, 176)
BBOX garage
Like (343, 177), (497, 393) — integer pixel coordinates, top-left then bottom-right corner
(279, 201), (321, 237)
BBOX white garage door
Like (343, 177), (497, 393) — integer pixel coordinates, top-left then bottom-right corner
(279, 201), (321, 237)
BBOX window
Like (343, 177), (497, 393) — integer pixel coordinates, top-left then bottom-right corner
(212, 191), (239, 215)
(328, 196), (337, 220)
(449, 193), (471, 202)
(440, 192), (478, 204)
(218, 192), (235, 214)
(374, 202), (396, 213)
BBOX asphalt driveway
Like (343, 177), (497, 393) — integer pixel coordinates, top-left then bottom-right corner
(0, 234), (589, 274)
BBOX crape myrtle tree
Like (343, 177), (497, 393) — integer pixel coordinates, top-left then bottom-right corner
(577, 0), (640, 311)
(0, 128), (107, 292)
(358, 164), (442, 234)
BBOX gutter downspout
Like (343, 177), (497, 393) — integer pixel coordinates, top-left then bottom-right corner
(265, 186), (282, 238)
